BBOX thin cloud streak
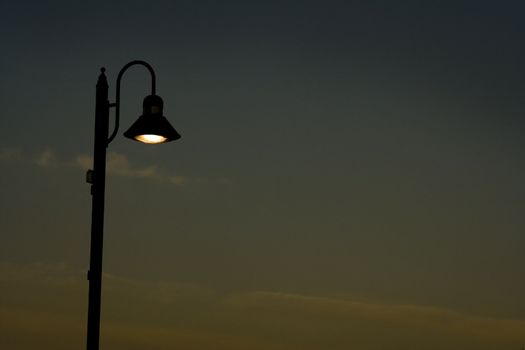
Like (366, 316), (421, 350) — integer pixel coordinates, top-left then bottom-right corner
(0, 147), (189, 186)
(223, 291), (525, 341)
(1, 262), (524, 350)
(0, 147), (22, 160)
(76, 152), (187, 185)
(0, 147), (60, 167)
(35, 149), (57, 167)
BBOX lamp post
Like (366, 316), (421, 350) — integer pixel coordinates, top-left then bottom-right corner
(86, 60), (180, 350)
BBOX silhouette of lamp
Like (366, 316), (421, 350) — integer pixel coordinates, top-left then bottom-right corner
(124, 94), (180, 144)
(85, 60), (180, 350)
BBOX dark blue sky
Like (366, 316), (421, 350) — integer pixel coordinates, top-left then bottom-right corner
(1, 1), (525, 349)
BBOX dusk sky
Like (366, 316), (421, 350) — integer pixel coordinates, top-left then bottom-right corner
(1, 1), (525, 349)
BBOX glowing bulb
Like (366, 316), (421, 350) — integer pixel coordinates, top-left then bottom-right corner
(134, 134), (168, 144)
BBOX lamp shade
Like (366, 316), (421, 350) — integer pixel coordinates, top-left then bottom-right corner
(123, 94), (181, 144)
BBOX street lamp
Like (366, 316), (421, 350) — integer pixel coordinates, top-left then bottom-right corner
(85, 60), (180, 350)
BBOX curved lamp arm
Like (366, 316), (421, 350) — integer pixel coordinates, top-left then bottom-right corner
(107, 60), (157, 145)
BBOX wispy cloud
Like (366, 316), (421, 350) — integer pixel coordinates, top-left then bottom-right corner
(35, 149), (58, 167)
(0, 147), (22, 160)
(1, 261), (524, 350)
(75, 152), (187, 185)
(0, 147), (191, 186)
(0, 147), (60, 167)
(222, 291), (525, 342)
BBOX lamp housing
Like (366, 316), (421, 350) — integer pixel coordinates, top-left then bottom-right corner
(123, 94), (181, 144)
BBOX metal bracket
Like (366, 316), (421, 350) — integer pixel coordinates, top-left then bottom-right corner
(86, 169), (94, 184)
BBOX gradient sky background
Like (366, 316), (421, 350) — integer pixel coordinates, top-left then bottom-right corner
(1, 0), (525, 349)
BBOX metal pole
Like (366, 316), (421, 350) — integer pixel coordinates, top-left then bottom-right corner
(86, 68), (110, 350)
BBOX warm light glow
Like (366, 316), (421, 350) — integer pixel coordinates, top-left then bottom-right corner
(134, 134), (168, 144)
